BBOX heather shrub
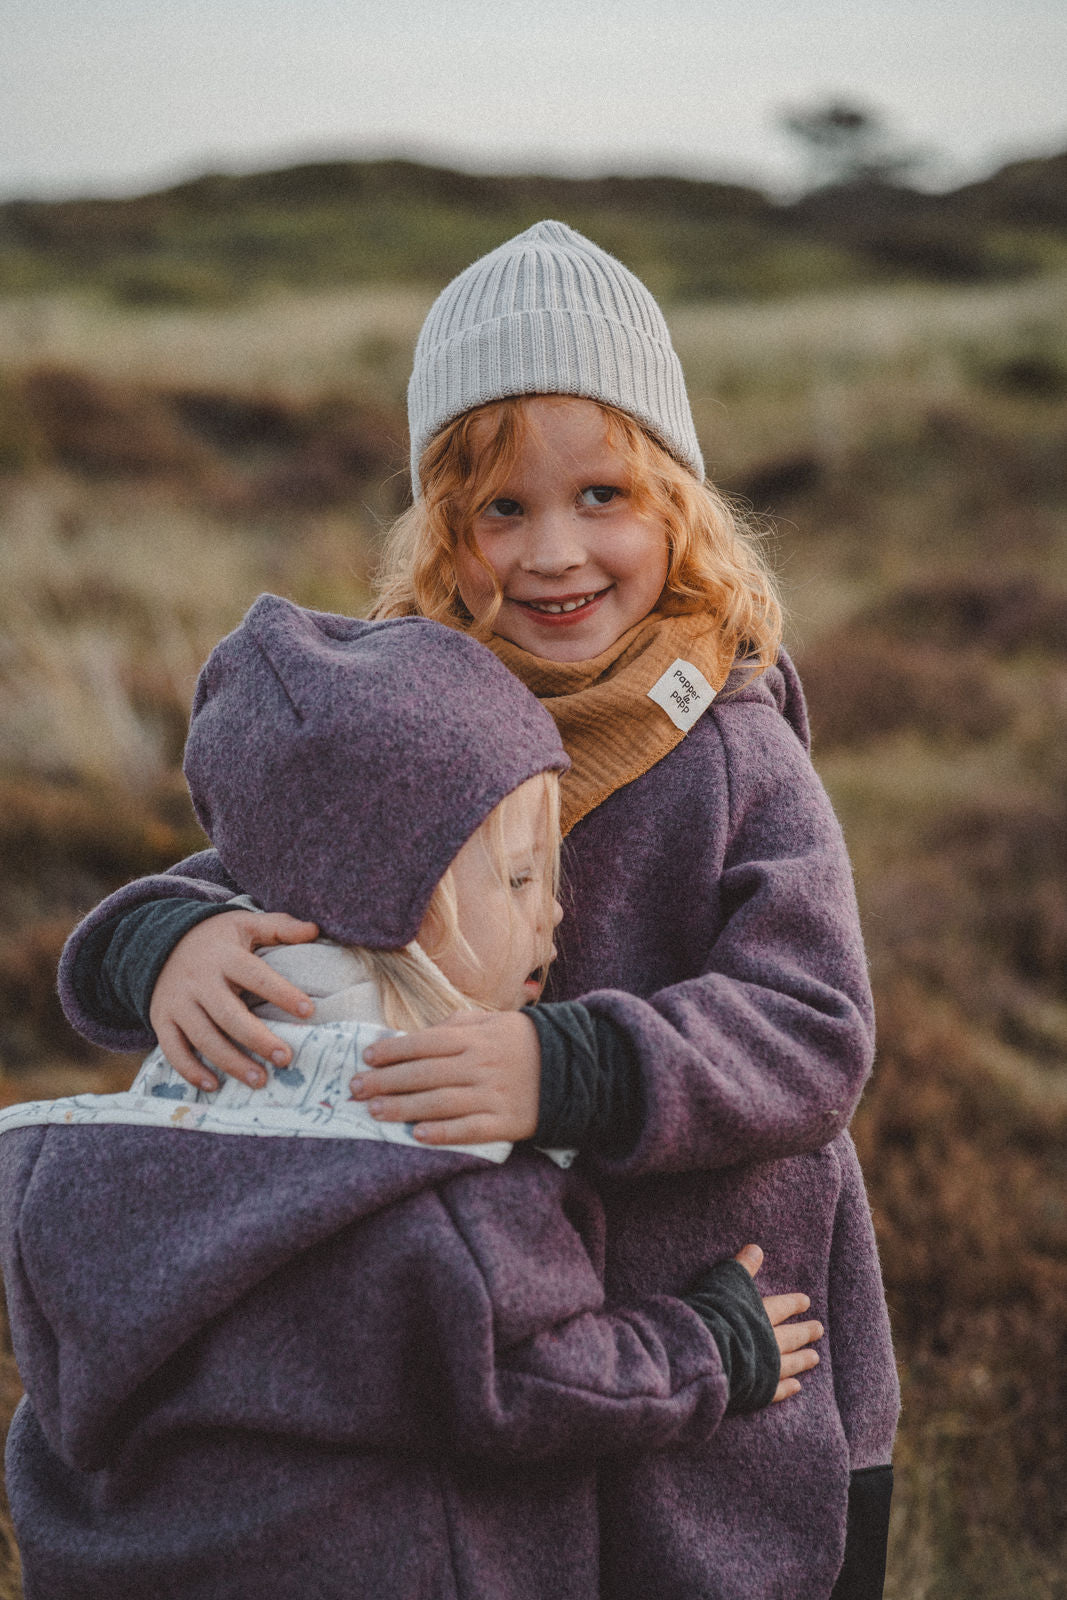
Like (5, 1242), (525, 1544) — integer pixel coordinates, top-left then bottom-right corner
(20, 367), (214, 480)
(800, 629), (1011, 749)
(861, 573), (1067, 657)
(15, 367), (408, 514)
(857, 981), (1067, 1571)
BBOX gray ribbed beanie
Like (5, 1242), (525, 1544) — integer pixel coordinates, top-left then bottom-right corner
(184, 594), (569, 948)
(407, 220), (703, 492)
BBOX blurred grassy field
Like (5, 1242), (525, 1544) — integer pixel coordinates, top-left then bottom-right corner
(0, 245), (1066, 1595)
(5, 154), (1065, 307)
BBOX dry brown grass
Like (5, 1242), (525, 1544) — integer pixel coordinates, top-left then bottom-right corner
(858, 983), (1067, 1597)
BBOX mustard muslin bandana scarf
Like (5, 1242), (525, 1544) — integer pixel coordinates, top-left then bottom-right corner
(488, 613), (734, 835)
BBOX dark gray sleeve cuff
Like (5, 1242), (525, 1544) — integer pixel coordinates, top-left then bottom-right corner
(524, 1001), (644, 1156)
(682, 1258), (780, 1415)
(70, 898), (240, 1034)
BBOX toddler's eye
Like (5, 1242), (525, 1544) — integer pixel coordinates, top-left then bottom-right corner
(484, 497), (523, 518)
(509, 871), (534, 890)
(579, 486), (621, 507)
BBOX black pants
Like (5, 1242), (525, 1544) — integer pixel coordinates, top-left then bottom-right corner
(829, 1466), (894, 1600)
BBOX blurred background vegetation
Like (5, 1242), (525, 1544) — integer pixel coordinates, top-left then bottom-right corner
(0, 137), (1066, 1597)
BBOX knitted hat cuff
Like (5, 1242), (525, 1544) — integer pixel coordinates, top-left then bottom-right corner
(411, 306), (702, 484)
(407, 221), (704, 494)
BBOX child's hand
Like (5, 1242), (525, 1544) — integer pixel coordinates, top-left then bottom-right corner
(353, 1010), (540, 1144)
(149, 910), (318, 1092)
(734, 1244), (823, 1403)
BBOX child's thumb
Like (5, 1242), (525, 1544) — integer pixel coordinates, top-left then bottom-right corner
(733, 1243), (764, 1278)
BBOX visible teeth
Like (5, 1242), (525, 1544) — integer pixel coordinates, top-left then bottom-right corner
(527, 593), (598, 614)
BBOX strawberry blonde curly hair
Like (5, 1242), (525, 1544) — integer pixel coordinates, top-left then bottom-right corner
(372, 396), (782, 673)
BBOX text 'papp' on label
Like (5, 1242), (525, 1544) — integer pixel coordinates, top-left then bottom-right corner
(647, 658), (717, 732)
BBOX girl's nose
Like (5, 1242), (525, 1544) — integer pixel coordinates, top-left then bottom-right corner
(521, 512), (585, 576)
(551, 897), (563, 928)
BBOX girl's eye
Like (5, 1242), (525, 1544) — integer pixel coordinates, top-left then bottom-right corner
(509, 871), (534, 890)
(579, 486), (621, 507)
(484, 498), (522, 518)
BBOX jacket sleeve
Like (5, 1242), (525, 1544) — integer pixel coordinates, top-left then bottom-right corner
(57, 850), (240, 1053)
(0, 1132), (733, 1473)
(579, 700), (875, 1177)
(430, 1161), (732, 1463)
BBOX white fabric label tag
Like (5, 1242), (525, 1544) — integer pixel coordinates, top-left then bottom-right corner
(647, 657), (717, 732)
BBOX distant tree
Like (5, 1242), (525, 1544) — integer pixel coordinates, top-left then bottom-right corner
(780, 101), (923, 190)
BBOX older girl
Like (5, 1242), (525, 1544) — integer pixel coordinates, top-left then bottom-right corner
(59, 223), (899, 1599)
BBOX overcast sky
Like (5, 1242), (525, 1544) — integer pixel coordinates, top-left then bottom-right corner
(3, 0), (1065, 200)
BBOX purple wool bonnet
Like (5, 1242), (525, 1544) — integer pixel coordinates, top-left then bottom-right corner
(184, 594), (569, 948)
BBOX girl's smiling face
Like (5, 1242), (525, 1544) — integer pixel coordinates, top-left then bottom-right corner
(453, 397), (670, 663)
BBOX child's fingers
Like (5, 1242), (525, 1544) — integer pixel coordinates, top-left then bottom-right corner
(361, 1026), (472, 1069)
(360, 1085), (488, 1126)
(352, 1055), (477, 1103)
(733, 1244), (763, 1277)
(778, 1346), (820, 1382)
(772, 1377), (803, 1404)
(180, 985), (292, 1072)
(166, 1004), (271, 1089)
(356, 1073), (534, 1143)
(221, 952), (314, 1021)
(355, 1013), (540, 1142)
(411, 1113), (518, 1146)
(775, 1318), (824, 1356)
(761, 1291), (812, 1327)
(246, 914), (319, 947)
(154, 1021), (220, 1093)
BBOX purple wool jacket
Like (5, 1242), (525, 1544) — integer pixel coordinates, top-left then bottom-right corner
(56, 651), (900, 1598)
(0, 1118), (734, 1600)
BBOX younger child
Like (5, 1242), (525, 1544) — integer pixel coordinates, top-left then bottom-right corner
(58, 223), (900, 1597)
(0, 597), (820, 1600)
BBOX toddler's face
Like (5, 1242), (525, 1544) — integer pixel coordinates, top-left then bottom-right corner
(420, 776), (562, 1012)
(453, 397), (669, 663)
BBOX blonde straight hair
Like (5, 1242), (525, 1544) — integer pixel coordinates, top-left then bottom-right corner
(373, 396), (783, 672)
(349, 771), (561, 1032)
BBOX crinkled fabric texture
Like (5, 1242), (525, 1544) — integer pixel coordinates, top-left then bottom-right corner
(57, 650), (900, 1598)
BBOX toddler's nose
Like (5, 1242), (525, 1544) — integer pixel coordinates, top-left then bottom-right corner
(552, 897), (563, 928)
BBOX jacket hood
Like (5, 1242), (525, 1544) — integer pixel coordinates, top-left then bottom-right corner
(0, 954), (507, 1476)
(721, 648), (811, 754)
(0, 1111), (494, 1473)
(0, 929), (576, 1472)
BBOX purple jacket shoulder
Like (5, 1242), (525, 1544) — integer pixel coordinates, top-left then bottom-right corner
(553, 652), (874, 1174)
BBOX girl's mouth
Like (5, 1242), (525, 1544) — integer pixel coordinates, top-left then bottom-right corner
(512, 589), (607, 623)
